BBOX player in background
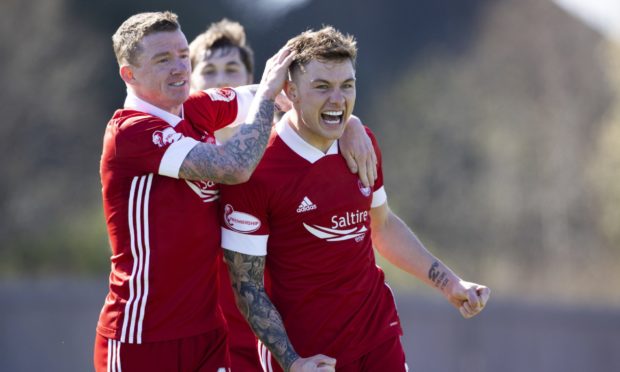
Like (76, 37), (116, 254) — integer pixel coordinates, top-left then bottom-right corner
(188, 18), (265, 372)
(189, 19), (378, 372)
(219, 26), (491, 372)
(190, 19), (255, 143)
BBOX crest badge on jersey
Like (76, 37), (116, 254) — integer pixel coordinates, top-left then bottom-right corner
(152, 127), (183, 148)
(206, 88), (236, 102)
(358, 179), (372, 197)
(224, 204), (261, 233)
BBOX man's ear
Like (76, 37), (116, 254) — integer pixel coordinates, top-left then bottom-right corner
(284, 80), (298, 103)
(119, 65), (135, 84)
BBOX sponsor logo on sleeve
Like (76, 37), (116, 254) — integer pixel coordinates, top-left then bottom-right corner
(224, 204), (261, 233)
(152, 127), (183, 148)
(206, 88), (236, 102)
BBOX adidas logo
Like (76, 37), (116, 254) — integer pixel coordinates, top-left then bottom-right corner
(296, 196), (317, 213)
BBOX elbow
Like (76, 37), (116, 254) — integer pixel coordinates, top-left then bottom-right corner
(236, 169), (252, 184)
(229, 167), (253, 185)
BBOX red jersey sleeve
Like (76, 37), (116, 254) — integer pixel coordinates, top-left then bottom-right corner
(219, 180), (271, 256)
(364, 126), (386, 207)
(184, 87), (253, 133)
(104, 111), (199, 177)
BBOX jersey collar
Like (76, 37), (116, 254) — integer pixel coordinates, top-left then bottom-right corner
(124, 90), (184, 127)
(275, 115), (339, 163)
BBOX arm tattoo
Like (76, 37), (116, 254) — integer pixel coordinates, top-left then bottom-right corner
(428, 261), (450, 290)
(222, 249), (299, 371)
(178, 97), (275, 184)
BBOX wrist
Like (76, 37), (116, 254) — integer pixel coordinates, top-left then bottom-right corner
(256, 86), (278, 102)
(286, 356), (301, 372)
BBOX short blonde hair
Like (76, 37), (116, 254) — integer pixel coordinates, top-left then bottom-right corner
(112, 11), (180, 66)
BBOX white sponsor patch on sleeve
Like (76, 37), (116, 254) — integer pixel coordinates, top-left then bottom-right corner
(223, 204), (261, 233)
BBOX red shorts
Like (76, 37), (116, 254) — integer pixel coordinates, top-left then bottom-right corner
(259, 336), (407, 372)
(338, 336), (408, 372)
(229, 339), (262, 372)
(93, 328), (230, 372)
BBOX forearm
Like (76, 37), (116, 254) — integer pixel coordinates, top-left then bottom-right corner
(222, 250), (300, 371)
(178, 97), (275, 183)
(372, 212), (460, 295)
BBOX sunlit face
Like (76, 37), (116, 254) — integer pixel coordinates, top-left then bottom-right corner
(287, 59), (356, 152)
(191, 47), (252, 91)
(124, 29), (191, 115)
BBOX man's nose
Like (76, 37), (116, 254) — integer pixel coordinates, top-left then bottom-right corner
(329, 89), (345, 104)
(172, 57), (189, 74)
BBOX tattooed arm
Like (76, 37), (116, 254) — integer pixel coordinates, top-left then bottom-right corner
(179, 98), (275, 184)
(222, 249), (336, 372)
(178, 47), (295, 184)
(370, 202), (490, 318)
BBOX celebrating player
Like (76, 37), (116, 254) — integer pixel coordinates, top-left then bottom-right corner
(95, 11), (377, 372)
(187, 18), (264, 372)
(94, 11), (294, 371)
(189, 19), (379, 372)
(220, 26), (491, 372)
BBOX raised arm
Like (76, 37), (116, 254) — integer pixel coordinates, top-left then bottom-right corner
(370, 202), (490, 318)
(178, 47), (295, 184)
(222, 249), (336, 372)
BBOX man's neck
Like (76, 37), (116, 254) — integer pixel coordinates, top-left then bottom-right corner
(128, 87), (182, 116)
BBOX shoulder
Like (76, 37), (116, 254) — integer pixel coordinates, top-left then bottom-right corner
(359, 125), (383, 157)
(111, 109), (163, 129)
(184, 88), (237, 106)
(108, 110), (173, 147)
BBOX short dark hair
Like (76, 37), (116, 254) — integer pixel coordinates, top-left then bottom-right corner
(189, 18), (254, 75)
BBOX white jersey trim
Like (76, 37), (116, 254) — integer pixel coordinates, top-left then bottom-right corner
(230, 86), (254, 127)
(275, 115), (339, 163)
(120, 174), (153, 344)
(124, 90), (183, 127)
(107, 339), (122, 372)
(221, 227), (268, 256)
(258, 341), (273, 372)
(371, 186), (387, 208)
(159, 137), (199, 178)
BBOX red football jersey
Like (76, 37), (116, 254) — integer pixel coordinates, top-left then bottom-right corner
(220, 119), (403, 367)
(97, 87), (252, 344)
